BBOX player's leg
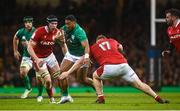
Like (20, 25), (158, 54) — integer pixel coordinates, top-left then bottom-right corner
(57, 59), (74, 104)
(76, 65), (94, 90)
(130, 76), (169, 103)
(35, 74), (44, 102)
(36, 63), (54, 103)
(92, 66), (105, 104)
(45, 53), (73, 104)
(121, 64), (169, 104)
(19, 57), (32, 98)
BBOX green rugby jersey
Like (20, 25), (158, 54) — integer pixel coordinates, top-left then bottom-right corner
(61, 23), (88, 56)
(16, 27), (35, 57)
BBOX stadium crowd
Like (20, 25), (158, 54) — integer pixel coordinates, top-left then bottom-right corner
(0, 0), (180, 88)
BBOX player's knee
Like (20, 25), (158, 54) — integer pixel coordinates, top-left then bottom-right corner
(20, 68), (28, 77)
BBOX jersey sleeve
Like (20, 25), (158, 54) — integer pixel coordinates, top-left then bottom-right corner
(31, 29), (40, 42)
(15, 29), (23, 39)
(76, 29), (87, 42)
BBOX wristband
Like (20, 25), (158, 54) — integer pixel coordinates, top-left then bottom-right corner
(84, 53), (89, 59)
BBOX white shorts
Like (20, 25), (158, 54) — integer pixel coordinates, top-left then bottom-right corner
(20, 57), (33, 70)
(39, 53), (59, 69)
(64, 51), (82, 63)
(96, 63), (139, 83)
(36, 53), (59, 78)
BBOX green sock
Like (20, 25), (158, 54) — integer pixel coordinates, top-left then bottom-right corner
(37, 84), (43, 96)
(62, 88), (69, 96)
(23, 75), (31, 90)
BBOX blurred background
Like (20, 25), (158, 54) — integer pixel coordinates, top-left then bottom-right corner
(0, 0), (179, 89)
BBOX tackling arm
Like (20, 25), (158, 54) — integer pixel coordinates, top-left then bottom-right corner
(81, 40), (90, 66)
(81, 40), (90, 56)
(59, 57), (84, 79)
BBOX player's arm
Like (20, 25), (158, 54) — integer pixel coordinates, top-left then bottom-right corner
(81, 39), (90, 57)
(13, 32), (21, 60)
(81, 39), (90, 67)
(56, 29), (68, 55)
(27, 39), (43, 70)
(162, 34), (175, 57)
(117, 42), (126, 54)
(162, 43), (175, 56)
(27, 39), (38, 60)
(59, 57), (84, 79)
(118, 43), (123, 52)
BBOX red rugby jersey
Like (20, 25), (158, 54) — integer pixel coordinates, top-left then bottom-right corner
(90, 38), (127, 66)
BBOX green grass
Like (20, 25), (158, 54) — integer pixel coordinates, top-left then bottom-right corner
(0, 92), (180, 110)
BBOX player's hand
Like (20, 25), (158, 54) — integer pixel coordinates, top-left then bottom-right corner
(56, 29), (65, 43)
(34, 58), (44, 71)
(59, 72), (69, 80)
(162, 50), (171, 57)
(14, 51), (21, 60)
(83, 58), (90, 68)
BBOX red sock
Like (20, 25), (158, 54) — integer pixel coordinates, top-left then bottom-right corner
(98, 95), (105, 101)
(46, 88), (53, 98)
(155, 95), (162, 101)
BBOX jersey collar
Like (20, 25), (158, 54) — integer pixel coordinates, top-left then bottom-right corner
(45, 26), (49, 33)
(175, 19), (180, 27)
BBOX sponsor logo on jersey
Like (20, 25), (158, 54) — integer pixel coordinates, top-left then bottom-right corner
(40, 41), (54, 45)
(170, 34), (180, 39)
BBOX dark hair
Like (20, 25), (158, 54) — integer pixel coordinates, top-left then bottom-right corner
(23, 16), (33, 22)
(165, 8), (180, 18)
(46, 15), (58, 23)
(96, 34), (106, 41)
(65, 14), (77, 22)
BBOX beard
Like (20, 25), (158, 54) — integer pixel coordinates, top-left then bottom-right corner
(166, 20), (173, 26)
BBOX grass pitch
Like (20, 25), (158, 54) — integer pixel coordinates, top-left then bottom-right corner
(0, 92), (179, 110)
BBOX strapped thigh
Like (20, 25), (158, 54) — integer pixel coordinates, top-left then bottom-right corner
(52, 70), (61, 79)
(36, 63), (50, 79)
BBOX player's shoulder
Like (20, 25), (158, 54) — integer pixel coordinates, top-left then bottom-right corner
(15, 28), (26, 37)
(35, 26), (46, 33)
(108, 38), (116, 41)
(109, 38), (119, 43)
(17, 27), (25, 33)
(75, 24), (85, 33)
(36, 26), (45, 31)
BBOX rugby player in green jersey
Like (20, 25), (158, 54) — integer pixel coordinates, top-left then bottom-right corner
(13, 16), (44, 102)
(57, 15), (94, 104)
